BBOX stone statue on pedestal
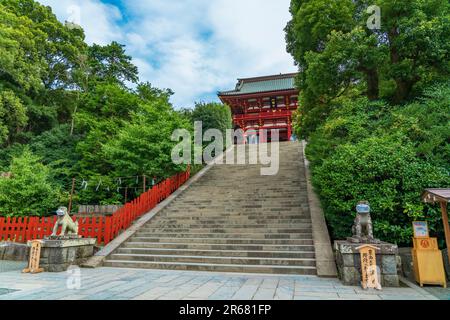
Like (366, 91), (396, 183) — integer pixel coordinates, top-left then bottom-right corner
(348, 201), (380, 244)
(49, 207), (80, 239)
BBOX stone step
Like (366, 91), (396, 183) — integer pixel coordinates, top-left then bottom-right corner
(164, 207), (308, 212)
(150, 218), (312, 224)
(133, 233), (313, 239)
(122, 242), (316, 252)
(103, 260), (317, 275)
(108, 253), (317, 267)
(146, 223), (312, 229)
(130, 237), (314, 245)
(117, 248), (316, 259)
(155, 214), (310, 220)
(139, 223), (311, 233)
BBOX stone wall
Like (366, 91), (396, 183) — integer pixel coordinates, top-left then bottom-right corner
(0, 242), (29, 261)
(78, 205), (121, 215)
(398, 247), (415, 281)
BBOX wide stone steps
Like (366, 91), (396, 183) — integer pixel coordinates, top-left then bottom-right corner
(132, 233), (312, 239)
(150, 218), (311, 225)
(145, 223), (312, 229)
(116, 248), (315, 259)
(105, 142), (318, 275)
(129, 237), (314, 245)
(138, 227), (311, 234)
(102, 260), (317, 275)
(154, 214), (310, 220)
(107, 253), (316, 267)
(122, 242), (316, 252)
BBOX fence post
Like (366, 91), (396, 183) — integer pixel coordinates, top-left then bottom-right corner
(0, 216), (4, 242)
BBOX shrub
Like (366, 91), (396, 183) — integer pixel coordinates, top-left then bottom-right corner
(0, 148), (65, 216)
(312, 136), (448, 246)
(305, 83), (450, 245)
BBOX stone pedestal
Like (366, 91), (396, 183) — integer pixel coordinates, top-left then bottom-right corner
(36, 238), (97, 272)
(0, 242), (29, 261)
(398, 247), (415, 282)
(334, 240), (400, 287)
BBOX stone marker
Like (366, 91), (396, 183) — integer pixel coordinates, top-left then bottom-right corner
(356, 244), (382, 290)
(23, 240), (44, 274)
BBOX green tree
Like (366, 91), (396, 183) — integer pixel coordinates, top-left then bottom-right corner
(191, 102), (232, 147)
(103, 99), (192, 179)
(88, 41), (139, 86)
(0, 148), (64, 216)
(0, 89), (28, 146)
(0, 3), (45, 91)
(286, 0), (450, 137)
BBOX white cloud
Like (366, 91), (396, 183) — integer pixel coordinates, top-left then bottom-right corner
(38, 0), (296, 108)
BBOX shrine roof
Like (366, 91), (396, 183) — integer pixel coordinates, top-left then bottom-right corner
(218, 73), (298, 96)
(423, 189), (450, 203)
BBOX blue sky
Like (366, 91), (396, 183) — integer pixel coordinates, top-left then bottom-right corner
(38, 0), (296, 109)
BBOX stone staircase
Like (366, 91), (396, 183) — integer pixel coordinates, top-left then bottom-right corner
(104, 142), (317, 275)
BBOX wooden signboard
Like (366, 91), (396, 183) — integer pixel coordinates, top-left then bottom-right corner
(412, 228), (447, 288)
(23, 240), (44, 274)
(357, 244), (382, 290)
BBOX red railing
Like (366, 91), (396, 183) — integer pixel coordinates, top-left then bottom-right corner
(0, 169), (190, 245)
(233, 109), (293, 122)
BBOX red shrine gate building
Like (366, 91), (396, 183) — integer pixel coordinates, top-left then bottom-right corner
(218, 73), (299, 143)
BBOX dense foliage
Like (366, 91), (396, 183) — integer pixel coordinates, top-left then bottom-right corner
(286, 0), (450, 245)
(0, 0), (193, 215)
(286, 0), (450, 137)
(190, 102), (232, 147)
(0, 148), (64, 216)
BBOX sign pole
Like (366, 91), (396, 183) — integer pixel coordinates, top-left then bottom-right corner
(440, 202), (450, 264)
(68, 178), (76, 214)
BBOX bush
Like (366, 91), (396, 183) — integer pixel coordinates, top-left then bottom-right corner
(312, 136), (448, 245)
(307, 83), (450, 245)
(0, 148), (65, 216)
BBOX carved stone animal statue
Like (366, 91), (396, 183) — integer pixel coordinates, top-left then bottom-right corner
(51, 207), (79, 237)
(352, 212), (374, 241)
(350, 201), (380, 243)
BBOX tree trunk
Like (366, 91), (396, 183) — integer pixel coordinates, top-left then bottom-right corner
(389, 27), (409, 103)
(366, 69), (379, 100)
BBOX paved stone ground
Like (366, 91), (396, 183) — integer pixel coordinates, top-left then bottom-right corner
(423, 283), (450, 300)
(0, 263), (442, 300)
(0, 261), (27, 273)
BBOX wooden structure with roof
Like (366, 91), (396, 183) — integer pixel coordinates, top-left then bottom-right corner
(218, 73), (299, 143)
(422, 188), (450, 264)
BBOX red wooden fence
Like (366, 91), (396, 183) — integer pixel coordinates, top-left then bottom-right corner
(0, 169), (190, 245)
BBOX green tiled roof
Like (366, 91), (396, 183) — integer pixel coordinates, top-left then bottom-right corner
(218, 73), (298, 96)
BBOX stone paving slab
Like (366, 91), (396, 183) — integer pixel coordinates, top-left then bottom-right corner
(423, 283), (450, 300)
(0, 267), (443, 300)
(0, 260), (27, 273)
